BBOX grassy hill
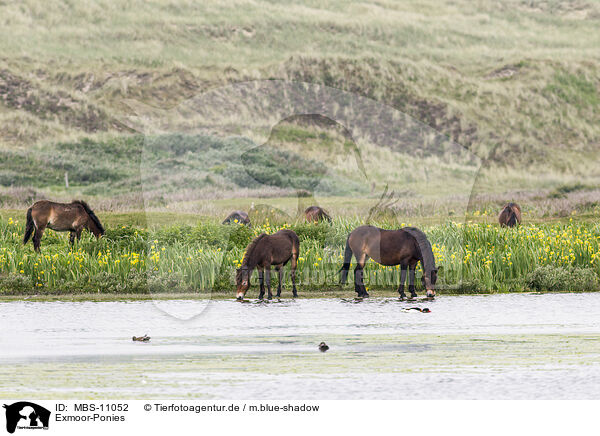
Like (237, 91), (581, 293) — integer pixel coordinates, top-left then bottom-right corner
(0, 0), (599, 214)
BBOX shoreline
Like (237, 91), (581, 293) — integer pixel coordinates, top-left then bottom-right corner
(0, 289), (591, 302)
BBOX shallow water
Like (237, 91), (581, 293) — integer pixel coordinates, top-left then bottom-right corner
(1, 293), (600, 399)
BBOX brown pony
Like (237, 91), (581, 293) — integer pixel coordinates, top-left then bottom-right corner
(23, 200), (105, 251)
(304, 206), (332, 223)
(340, 226), (438, 299)
(498, 203), (521, 227)
(236, 229), (299, 300)
(223, 210), (250, 225)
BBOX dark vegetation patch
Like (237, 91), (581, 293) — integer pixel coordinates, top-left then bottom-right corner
(275, 56), (479, 155)
(0, 69), (129, 133)
(547, 182), (591, 198)
(0, 133), (367, 202)
(0, 136), (141, 189)
(526, 265), (599, 292)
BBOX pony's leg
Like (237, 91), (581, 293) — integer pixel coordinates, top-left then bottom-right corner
(353, 264), (361, 295)
(265, 266), (273, 300)
(69, 231), (76, 245)
(258, 269), (265, 300)
(291, 255), (298, 298)
(33, 225), (45, 252)
(398, 265), (408, 299)
(408, 265), (417, 298)
(360, 254), (370, 297)
(276, 266), (283, 298)
(354, 256), (369, 297)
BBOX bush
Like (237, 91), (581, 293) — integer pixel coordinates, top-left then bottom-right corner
(155, 225), (192, 245)
(102, 226), (149, 253)
(526, 265), (599, 292)
(291, 223), (332, 246)
(0, 273), (34, 294)
(226, 224), (254, 250)
(80, 271), (129, 293)
(146, 272), (192, 293)
(189, 222), (248, 249)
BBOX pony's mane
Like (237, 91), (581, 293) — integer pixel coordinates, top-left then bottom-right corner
(236, 233), (268, 285)
(320, 209), (332, 222)
(306, 206), (332, 222)
(241, 233), (268, 266)
(402, 227), (436, 272)
(72, 200), (104, 234)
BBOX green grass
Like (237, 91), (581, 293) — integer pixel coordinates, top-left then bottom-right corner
(2, 130), (600, 220)
(1, 1), (599, 297)
(1, 212), (599, 297)
(0, 0), (598, 177)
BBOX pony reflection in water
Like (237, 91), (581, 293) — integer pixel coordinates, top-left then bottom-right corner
(340, 226), (438, 299)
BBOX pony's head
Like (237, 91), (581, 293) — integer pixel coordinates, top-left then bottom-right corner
(74, 200), (105, 237)
(236, 266), (251, 300)
(421, 268), (438, 298)
(86, 211), (105, 238)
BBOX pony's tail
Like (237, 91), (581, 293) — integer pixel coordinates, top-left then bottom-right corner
(23, 207), (34, 244)
(507, 209), (518, 227)
(339, 237), (352, 284)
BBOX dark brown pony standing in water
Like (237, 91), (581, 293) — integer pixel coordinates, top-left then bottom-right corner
(498, 203), (521, 227)
(23, 200), (105, 251)
(236, 229), (299, 300)
(340, 226), (438, 299)
(304, 206), (332, 223)
(223, 210), (250, 225)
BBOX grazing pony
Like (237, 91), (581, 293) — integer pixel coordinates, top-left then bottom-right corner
(223, 210), (250, 225)
(498, 203), (521, 227)
(340, 226), (438, 299)
(304, 206), (332, 223)
(236, 229), (299, 300)
(23, 200), (104, 251)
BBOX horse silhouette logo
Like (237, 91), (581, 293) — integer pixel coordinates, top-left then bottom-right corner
(3, 402), (50, 433)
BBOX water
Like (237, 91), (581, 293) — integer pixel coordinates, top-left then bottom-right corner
(1, 293), (600, 399)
